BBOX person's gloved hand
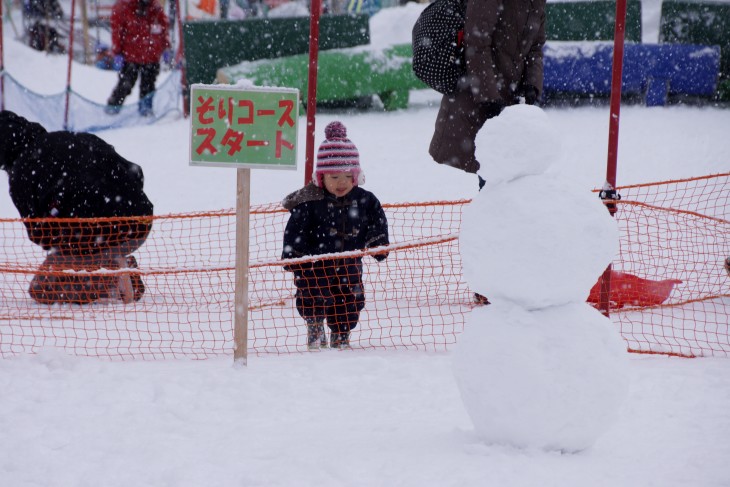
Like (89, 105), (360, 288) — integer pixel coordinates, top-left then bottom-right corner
(294, 264), (335, 306)
(480, 100), (506, 116)
(292, 263), (315, 288)
(521, 84), (539, 105)
(113, 54), (124, 71)
(162, 49), (174, 68)
(293, 260), (329, 290)
(372, 251), (388, 262)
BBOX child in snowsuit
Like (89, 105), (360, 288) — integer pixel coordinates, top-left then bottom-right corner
(281, 121), (389, 349)
(0, 110), (152, 304)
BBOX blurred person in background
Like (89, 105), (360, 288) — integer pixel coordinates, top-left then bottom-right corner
(23, 0), (65, 53)
(105, 0), (170, 117)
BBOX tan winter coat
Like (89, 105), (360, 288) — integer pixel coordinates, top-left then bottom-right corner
(463, 0), (546, 103)
(428, 0), (546, 174)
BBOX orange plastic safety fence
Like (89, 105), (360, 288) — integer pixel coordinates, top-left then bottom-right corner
(0, 202), (474, 359)
(1, 173), (728, 360)
(606, 172), (730, 358)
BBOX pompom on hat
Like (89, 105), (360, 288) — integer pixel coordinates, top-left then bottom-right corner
(314, 121), (365, 187)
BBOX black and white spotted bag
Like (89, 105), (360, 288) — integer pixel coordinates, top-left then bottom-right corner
(411, 0), (466, 95)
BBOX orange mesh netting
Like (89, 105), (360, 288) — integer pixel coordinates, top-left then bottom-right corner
(1, 173), (728, 360)
(1, 202), (473, 359)
(603, 172), (730, 358)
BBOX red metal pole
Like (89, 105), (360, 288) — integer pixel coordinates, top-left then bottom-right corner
(0, 0), (4, 111)
(64, 0), (78, 130)
(174, 0), (189, 117)
(598, 0), (628, 316)
(606, 0), (626, 191)
(303, 0), (322, 186)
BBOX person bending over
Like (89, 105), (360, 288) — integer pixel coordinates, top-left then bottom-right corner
(0, 110), (153, 304)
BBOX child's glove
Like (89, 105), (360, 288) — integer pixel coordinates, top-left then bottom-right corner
(292, 261), (330, 291)
(372, 251), (388, 262)
(295, 267), (335, 307)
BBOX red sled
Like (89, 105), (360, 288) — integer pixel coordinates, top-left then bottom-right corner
(587, 271), (682, 309)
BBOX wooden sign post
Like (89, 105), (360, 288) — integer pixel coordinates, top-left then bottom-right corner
(189, 84), (299, 365)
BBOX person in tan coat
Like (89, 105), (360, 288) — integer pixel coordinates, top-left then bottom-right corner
(429, 0), (546, 189)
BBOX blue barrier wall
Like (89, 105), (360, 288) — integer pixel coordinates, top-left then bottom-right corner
(543, 43), (721, 105)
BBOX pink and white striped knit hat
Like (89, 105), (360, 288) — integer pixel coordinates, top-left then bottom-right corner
(314, 121), (365, 187)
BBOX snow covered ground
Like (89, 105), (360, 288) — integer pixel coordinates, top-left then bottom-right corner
(1, 2), (730, 486)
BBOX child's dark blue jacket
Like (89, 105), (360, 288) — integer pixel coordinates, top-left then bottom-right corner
(281, 183), (389, 283)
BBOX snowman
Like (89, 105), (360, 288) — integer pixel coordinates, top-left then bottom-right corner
(452, 104), (630, 452)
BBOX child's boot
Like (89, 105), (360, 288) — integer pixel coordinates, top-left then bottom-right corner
(307, 320), (326, 350)
(330, 331), (351, 349)
(473, 293), (491, 305)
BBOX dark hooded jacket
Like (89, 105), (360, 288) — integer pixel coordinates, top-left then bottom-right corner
(281, 183), (389, 282)
(0, 110), (153, 254)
